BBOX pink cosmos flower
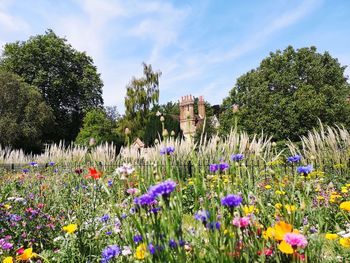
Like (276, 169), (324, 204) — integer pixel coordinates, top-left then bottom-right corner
(232, 216), (250, 228)
(284, 233), (308, 248)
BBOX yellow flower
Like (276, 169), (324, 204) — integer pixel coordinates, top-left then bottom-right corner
(2, 257), (13, 263)
(317, 196), (324, 200)
(341, 187), (348, 193)
(243, 205), (255, 215)
(346, 183), (350, 187)
(339, 238), (350, 248)
(284, 204), (296, 213)
(265, 185), (272, 189)
(325, 233), (338, 240)
(3, 204), (11, 210)
(275, 203), (283, 209)
(340, 201), (350, 212)
(62, 223), (78, 234)
(263, 227), (274, 240)
(275, 190), (285, 195)
(274, 221), (293, 241)
(188, 180), (194, 185)
(278, 240), (294, 254)
(135, 243), (147, 260)
(223, 178), (229, 184)
(16, 248), (36, 261)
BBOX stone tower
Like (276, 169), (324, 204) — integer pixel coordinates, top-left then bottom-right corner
(179, 95), (206, 139)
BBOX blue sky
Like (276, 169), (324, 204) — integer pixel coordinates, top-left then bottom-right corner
(0, 0), (349, 113)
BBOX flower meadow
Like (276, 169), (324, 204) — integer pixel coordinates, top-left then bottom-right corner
(1, 149), (350, 262)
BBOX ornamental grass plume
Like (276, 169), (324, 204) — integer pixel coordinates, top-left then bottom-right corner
(62, 223), (78, 234)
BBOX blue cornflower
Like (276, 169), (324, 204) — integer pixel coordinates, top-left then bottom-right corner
(219, 162), (229, 171)
(297, 165), (313, 175)
(29, 162), (38, 167)
(148, 180), (176, 198)
(221, 194), (242, 207)
(101, 245), (120, 263)
(134, 194), (156, 206)
(209, 164), (219, 173)
(194, 210), (210, 223)
(54, 169), (58, 173)
(148, 243), (156, 255)
(179, 240), (186, 247)
(100, 214), (110, 222)
(231, 154), (244, 161)
(169, 239), (177, 248)
(160, 146), (175, 155)
(48, 162), (55, 166)
(22, 169), (29, 173)
(149, 207), (161, 214)
(133, 235), (143, 243)
(287, 155), (302, 163)
(105, 231), (112, 235)
(107, 180), (113, 187)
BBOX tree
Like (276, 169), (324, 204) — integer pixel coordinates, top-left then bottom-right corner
(0, 29), (103, 143)
(75, 109), (122, 147)
(220, 46), (350, 141)
(121, 63), (161, 141)
(0, 71), (53, 152)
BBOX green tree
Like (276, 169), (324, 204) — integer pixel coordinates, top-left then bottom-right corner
(0, 71), (53, 152)
(120, 63), (161, 141)
(75, 109), (121, 146)
(220, 46), (350, 141)
(0, 29), (103, 143)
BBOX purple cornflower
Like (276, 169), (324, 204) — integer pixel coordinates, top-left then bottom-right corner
(107, 180), (113, 187)
(133, 235), (143, 243)
(105, 231), (112, 235)
(29, 162), (38, 167)
(0, 239), (13, 250)
(148, 243), (156, 255)
(149, 207), (161, 214)
(22, 169), (29, 173)
(287, 155), (302, 163)
(169, 239), (177, 248)
(209, 164), (219, 173)
(54, 169), (58, 173)
(100, 214), (110, 222)
(101, 245), (120, 263)
(160, 146), (175, 155)
(221, 194), (243, 207)
(179, 240), (186, 247)
(48, 162), (55, 166)
(9, 214), (22, 222)
(194, 210), (210, 223)
(297, 165), (313, 175)
(148, 180), (176, 198)
(231, 154), (244, 162)
(219, 162), (229, 171)
(134, 194), (156, 206)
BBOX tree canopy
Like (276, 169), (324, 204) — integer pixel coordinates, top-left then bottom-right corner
(75, 109), (122, 147)
(120, 63), (161, 141)
(0, 71), (53, 152)
(0, 29), (104, 143)
(220, 46), (350, 141)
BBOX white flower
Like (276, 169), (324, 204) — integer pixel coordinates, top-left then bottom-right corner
(122, 246), (132, 256)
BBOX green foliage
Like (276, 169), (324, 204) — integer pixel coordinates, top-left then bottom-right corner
(220, 46), (350, 141)
(120, 63), (162, 141)
(0, 29), (103, 143)
(0, 71), (53, 152)
(75, 109), (121, 146)
(143, 102), (182, 146)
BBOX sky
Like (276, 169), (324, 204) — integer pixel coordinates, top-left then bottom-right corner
(0, 0), (349, 113)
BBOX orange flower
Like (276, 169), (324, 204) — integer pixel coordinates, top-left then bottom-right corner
(274, 221), (293, 241)
(85, 167), (102, 180)
(16, 248), (36, 261)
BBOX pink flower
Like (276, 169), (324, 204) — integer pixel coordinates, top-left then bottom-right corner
(284, 233), (308, 248)
(126, 188), (139, 195)
(232, 216), (250, 228)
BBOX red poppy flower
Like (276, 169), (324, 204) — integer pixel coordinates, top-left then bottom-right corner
(85, 168), (102, 180)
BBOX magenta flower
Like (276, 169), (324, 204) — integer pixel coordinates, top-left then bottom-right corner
(232, 216), (250, 228)
(284, 233), (308, 248)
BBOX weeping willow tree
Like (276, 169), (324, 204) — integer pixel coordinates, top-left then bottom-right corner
(120, 63), (162, 141)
